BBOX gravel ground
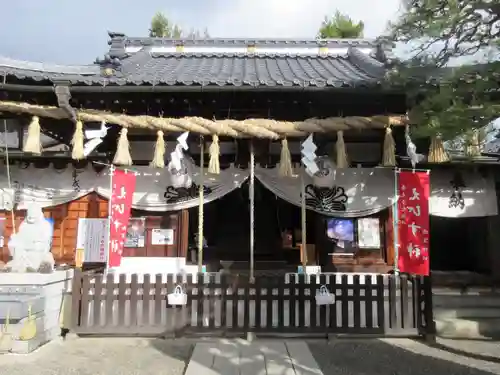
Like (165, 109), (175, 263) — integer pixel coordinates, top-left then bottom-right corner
(0, 336), (193, 375)
(309, 337), (500, 375)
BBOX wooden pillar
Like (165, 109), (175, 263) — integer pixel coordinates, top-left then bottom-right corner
(179, 209), (189, 258)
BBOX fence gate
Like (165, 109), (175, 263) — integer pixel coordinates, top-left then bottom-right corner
(71, 271), (435, 338)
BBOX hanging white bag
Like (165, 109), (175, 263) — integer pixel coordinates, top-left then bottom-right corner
(315, 285), (335, 305)
(167, 285), (188, 306)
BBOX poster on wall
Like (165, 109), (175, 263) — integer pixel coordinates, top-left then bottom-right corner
(397, 171), (430, 276)
(326, 218), (355, 253)
(76, 218), (108, 263)
(124, 217), (146, 247)
(357, 218), (381, 248)
(151, 228), (174, 245)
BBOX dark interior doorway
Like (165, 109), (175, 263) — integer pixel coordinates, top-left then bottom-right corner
(188, 180), (306, 266)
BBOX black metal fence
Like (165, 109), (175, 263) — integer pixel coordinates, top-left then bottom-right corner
(71, 271), (435, 339)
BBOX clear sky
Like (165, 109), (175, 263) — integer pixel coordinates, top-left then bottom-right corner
(0, 0), (402, 64)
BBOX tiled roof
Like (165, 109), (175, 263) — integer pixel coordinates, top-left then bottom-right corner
(0, 56), (102, 84)
(0, 32), (391, 89)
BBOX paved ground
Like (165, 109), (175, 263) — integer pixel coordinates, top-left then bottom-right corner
(0, 336), (193, 375)
(184, 340), (322, 375)
(0, 336), (498, 375)
(309, 338), (500, 375)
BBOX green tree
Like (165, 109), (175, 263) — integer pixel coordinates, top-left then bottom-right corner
(149, 12), (182, 38)
(318, 11), (364, 39)
(389, 1), (500, 140)
(149, 12), (209, 39)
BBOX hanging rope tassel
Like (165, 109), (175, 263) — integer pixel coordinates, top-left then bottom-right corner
(336, 130), (349, 168)
(208, 134), (220, 174)
(428, 135), (449, 163)
(71, 119), (85, 160)
(382, 127), (396, 166)
(278, 138), (293, 177)
(23, 116), (42, 155)
(466, 129), (481, 157)
(150, 130), (165, 168)
(113, 128), (132, 166)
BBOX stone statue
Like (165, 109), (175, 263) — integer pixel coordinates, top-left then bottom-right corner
(7, 203), (55, 273)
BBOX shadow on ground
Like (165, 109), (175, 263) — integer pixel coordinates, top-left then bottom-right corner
(309, 339), (499, 375)
(148, 338), (194, 374)
(426, 339), (500, 364)
(149, 337), (500, 375)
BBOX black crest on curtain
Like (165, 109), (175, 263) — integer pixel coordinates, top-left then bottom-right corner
(301, 184), (348, 213)
(164, 183), (213, 204)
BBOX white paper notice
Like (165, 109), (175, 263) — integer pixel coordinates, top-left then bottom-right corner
(357, 218), (381, 248)
(151, 228), (174, 245)
(76, 218), (109, 262)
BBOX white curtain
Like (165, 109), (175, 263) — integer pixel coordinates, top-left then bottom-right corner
(256, 165), (498, 218)
(430, 170), (497, 218)
(0, 163), (97, 209)
(0, 161), (248, 211)
(96, 162), (248, 211)
(256, 166), (396, 218)
(1, 161), (496, 218)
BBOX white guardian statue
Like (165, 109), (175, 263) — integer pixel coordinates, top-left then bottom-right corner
(7, 202), (55, 272)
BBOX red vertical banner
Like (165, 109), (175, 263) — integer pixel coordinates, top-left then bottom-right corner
(108, 169), (136, 268)
(397, 171), (430, 276)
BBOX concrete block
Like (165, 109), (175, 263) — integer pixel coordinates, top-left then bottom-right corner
(0, 270), (73, 353)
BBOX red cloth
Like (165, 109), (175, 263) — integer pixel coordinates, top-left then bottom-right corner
(397, 171), (430, 276)
(108, 169), (136, 267)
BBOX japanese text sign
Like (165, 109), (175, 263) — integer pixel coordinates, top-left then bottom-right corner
(397, 171), (430, 276)
(108, 169), (136, 268)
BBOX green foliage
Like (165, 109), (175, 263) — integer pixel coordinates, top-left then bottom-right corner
(149, 12), (181, 38)
(149, 12), (209, 39)
(389, 0), (500, 140)
(318, 11), (364, 39)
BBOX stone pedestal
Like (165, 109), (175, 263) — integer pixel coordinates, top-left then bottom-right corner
(0, 269), (73, 353)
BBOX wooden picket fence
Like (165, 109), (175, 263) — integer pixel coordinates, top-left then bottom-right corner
(70, 271), (435, 339)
